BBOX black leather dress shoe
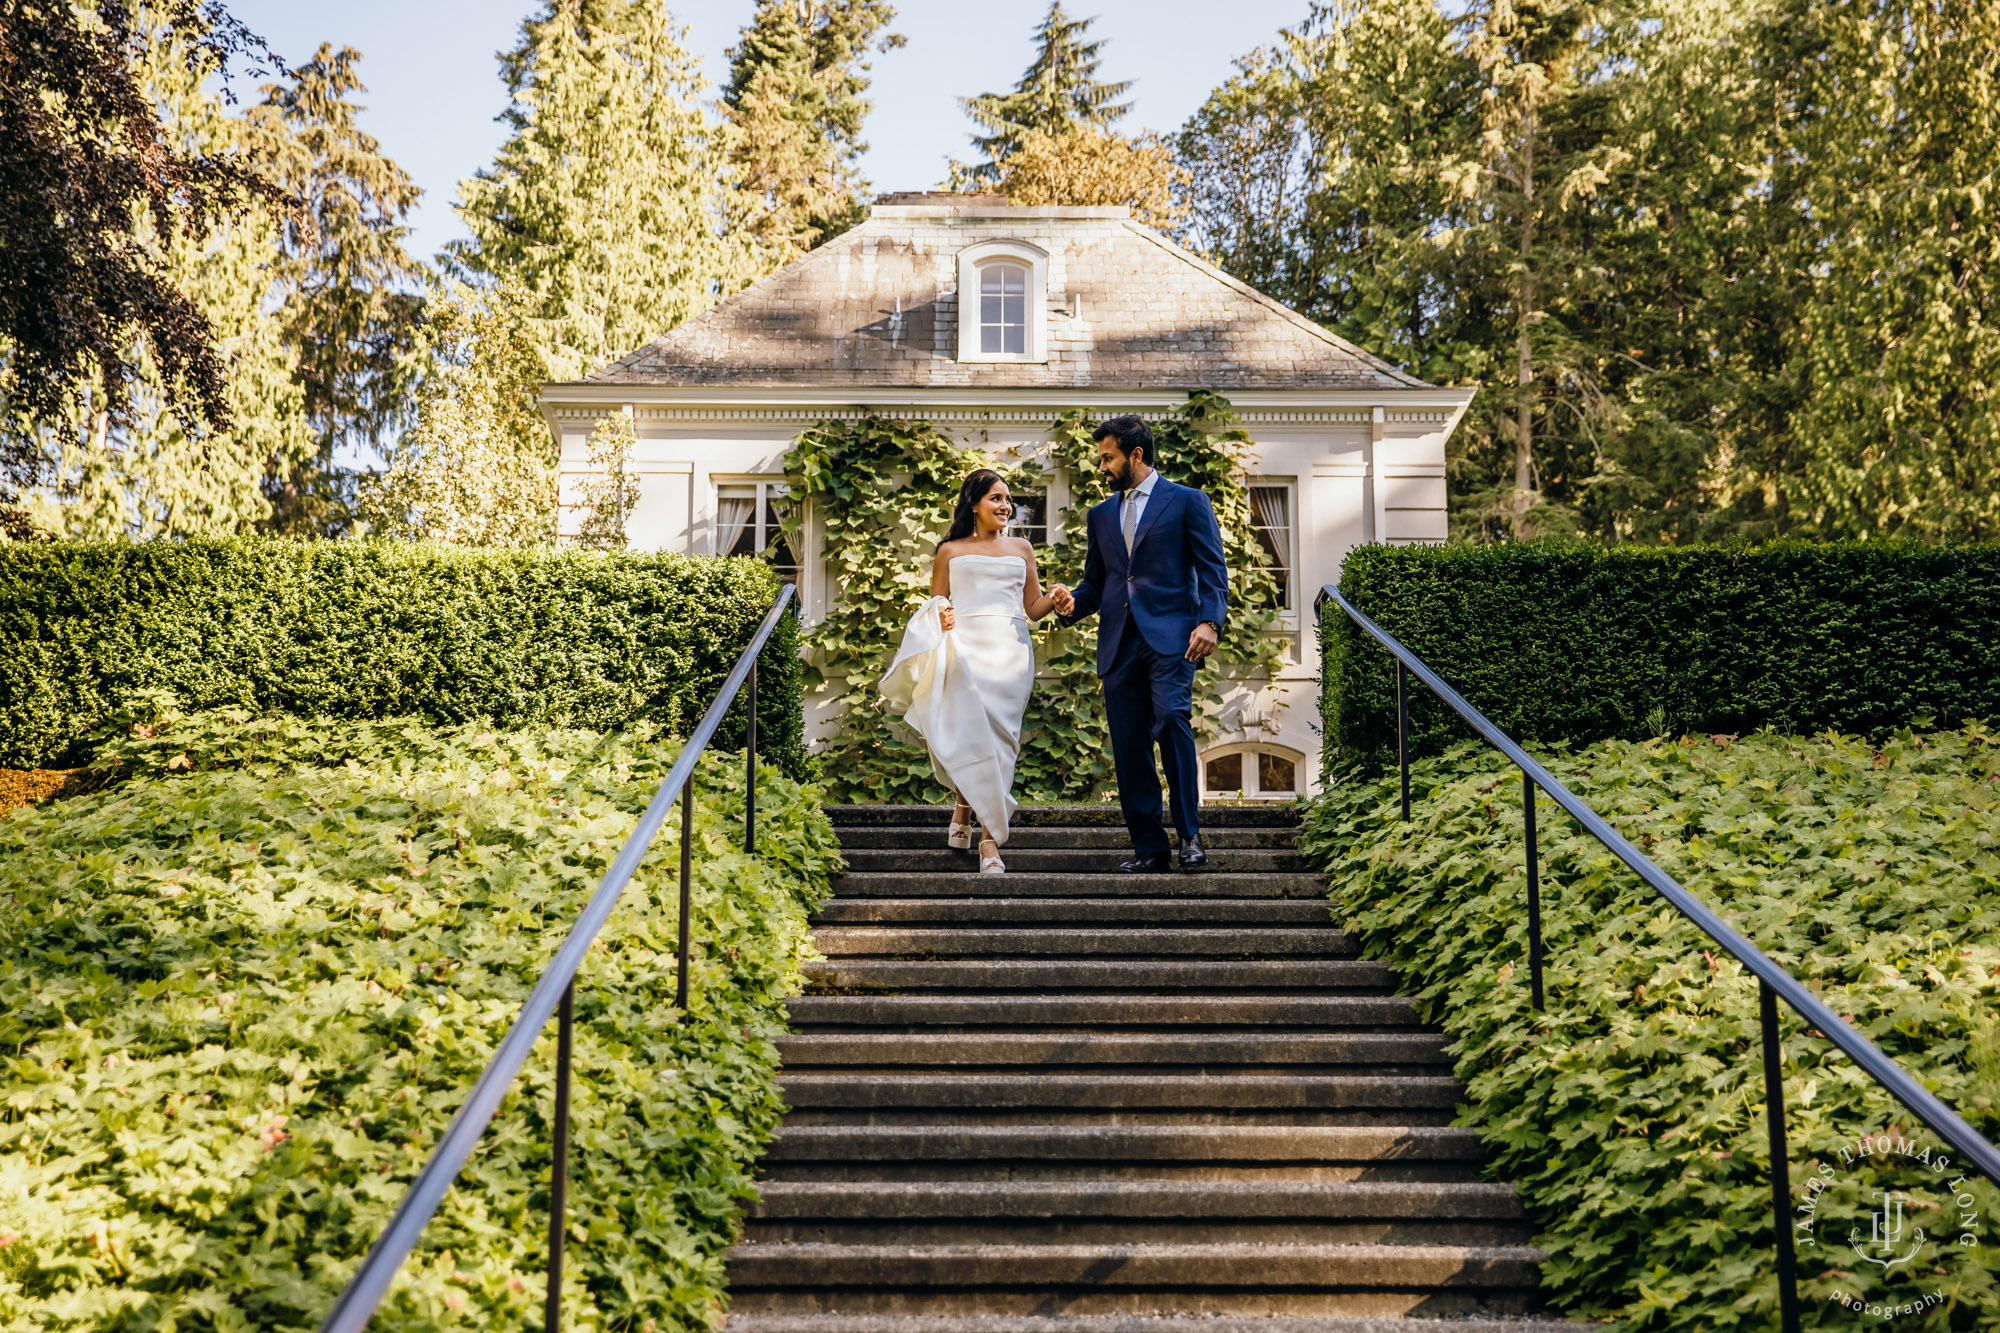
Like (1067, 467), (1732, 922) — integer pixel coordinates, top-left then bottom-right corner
(1178, 836), (1209, 870)
(1119, 852), (1172, 873)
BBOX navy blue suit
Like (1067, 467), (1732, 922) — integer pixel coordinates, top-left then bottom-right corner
(1061, 476), (1230, 857)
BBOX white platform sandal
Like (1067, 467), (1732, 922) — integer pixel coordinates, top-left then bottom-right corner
(979, 837), (1005, 875)
(947, 803), (973, 851)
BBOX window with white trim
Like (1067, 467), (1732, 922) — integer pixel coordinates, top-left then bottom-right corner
(717, 480), (798, 584)
(1202, 745), (1302, 799)
(956, 240), (1048, 363)
(1247, 481), (1295, 611)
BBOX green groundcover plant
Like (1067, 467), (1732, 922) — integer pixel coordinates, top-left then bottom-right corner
(1321, 541), (2000, 773)
(0, 539), (805, 774)
(1303, 728), (2000, 1331)
(0, 702), (840, 1332)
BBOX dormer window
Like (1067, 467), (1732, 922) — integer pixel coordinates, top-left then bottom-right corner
(956, 240), (1048, 363)
(980, 263), (1029, 354)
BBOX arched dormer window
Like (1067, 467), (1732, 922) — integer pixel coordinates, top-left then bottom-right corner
(956, 240), (1048, 364)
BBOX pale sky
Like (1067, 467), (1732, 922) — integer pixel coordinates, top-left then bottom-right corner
(220, 0), (1316, 266)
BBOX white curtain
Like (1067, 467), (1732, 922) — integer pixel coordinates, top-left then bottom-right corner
(1249, 486), (1291, 597)
(716, 495), (756, 557)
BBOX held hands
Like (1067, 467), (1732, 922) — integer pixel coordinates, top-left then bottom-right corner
(1048, 584), (1075, 616)
(1185, 621), (1219, 663)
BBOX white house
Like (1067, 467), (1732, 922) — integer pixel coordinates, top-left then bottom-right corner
(539, 193), (1472, 796)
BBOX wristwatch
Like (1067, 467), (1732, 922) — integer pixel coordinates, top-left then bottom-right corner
(1199, 621), (1220, 634)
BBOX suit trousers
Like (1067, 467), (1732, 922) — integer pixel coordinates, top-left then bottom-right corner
(1102, 611), (1202, 858)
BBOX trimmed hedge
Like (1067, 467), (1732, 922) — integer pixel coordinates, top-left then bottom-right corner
(1321, 541), (2000, 771)
(1301, 729), (2000, 1331)
(0, 539), (804, 773)
(0, 707), (840, 1332)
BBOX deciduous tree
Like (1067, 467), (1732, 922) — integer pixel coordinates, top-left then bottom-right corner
(362, 280), (555, 546)
(572, 407), (642, 548)
(992, 126), (1189, 230)
(0, 0), (286, 437)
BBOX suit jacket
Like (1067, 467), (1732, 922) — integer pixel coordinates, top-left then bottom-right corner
(1062, 476), (1230, 675)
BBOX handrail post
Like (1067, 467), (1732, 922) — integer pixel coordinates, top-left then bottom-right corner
(1761, 981), (1802, 1333)
(745, 660), (758, 854)
(676, 772), (695, 1015)
(545, 980), (574, 1332)
(1395, 659), (1410, 821)
(1523, 768), (1545, 1011)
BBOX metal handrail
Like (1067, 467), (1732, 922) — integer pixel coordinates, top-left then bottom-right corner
(1319, 582), (2000, 1332)
(318, 582), (796, 1333)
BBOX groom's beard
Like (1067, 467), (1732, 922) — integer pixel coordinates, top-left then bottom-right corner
(1109, 458), (1133, 491)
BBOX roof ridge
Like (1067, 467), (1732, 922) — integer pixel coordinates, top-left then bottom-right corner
(1117, 221), (1433, 390)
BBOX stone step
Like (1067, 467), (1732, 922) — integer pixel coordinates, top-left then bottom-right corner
(765, 1124), (1487, 1165)
(786, 995), (1420, 1028)
(810, 926), (1357, 958)
(831, 872), (1328, 899)
(812, 898), (1332, 926)
(728, 1312), (1584, 1320)
(775, 1031), (1451, 1069)
(837, 827), (1299, 851)
(803, 958), (1397, 993)
(779, 1073), (1466, 1114)
(724, 1242), (1547, 1312)
(745, 1216), (1530, 1248)
(840, 849), (1305, 874)
(828, 805), (1302, 829)
(749, 1180), (1525, 1222)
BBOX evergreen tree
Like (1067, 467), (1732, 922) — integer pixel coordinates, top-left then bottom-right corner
(1448, 0), (1629, 500)
(952, 2), (1133, 186)
(452, 0), (756, 382)
(723, 0), (903, 256)
(245, 44), (427, 535)
(1769, 0), (2000, 540)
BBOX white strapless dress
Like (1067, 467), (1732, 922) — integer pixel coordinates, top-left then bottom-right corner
(879, 555), (1034, 845)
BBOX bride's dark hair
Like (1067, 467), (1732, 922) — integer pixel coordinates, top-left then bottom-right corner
(939, 469), (1007, 548)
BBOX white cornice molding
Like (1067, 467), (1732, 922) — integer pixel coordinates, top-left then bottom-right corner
(540, 384), (1478, 429)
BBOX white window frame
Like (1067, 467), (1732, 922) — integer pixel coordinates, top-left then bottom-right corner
(956, 240), (1049, 364)
(1246, 477), (1298, 627)
(714, 477), (800, 586)
(1199, 742), (1306, 801)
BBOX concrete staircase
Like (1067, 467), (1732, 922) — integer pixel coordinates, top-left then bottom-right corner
(725, 805), (1573, 1332)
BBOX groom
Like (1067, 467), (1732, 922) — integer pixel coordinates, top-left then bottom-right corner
(1051, 415), (1229, 872)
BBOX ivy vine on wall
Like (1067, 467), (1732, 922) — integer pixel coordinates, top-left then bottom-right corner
(784, 391), (1283, 806)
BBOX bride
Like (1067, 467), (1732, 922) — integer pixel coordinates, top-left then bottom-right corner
(880, 469), (1070, 874)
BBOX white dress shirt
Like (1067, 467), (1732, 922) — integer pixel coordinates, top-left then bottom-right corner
(1120, 468), (1160, 554)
